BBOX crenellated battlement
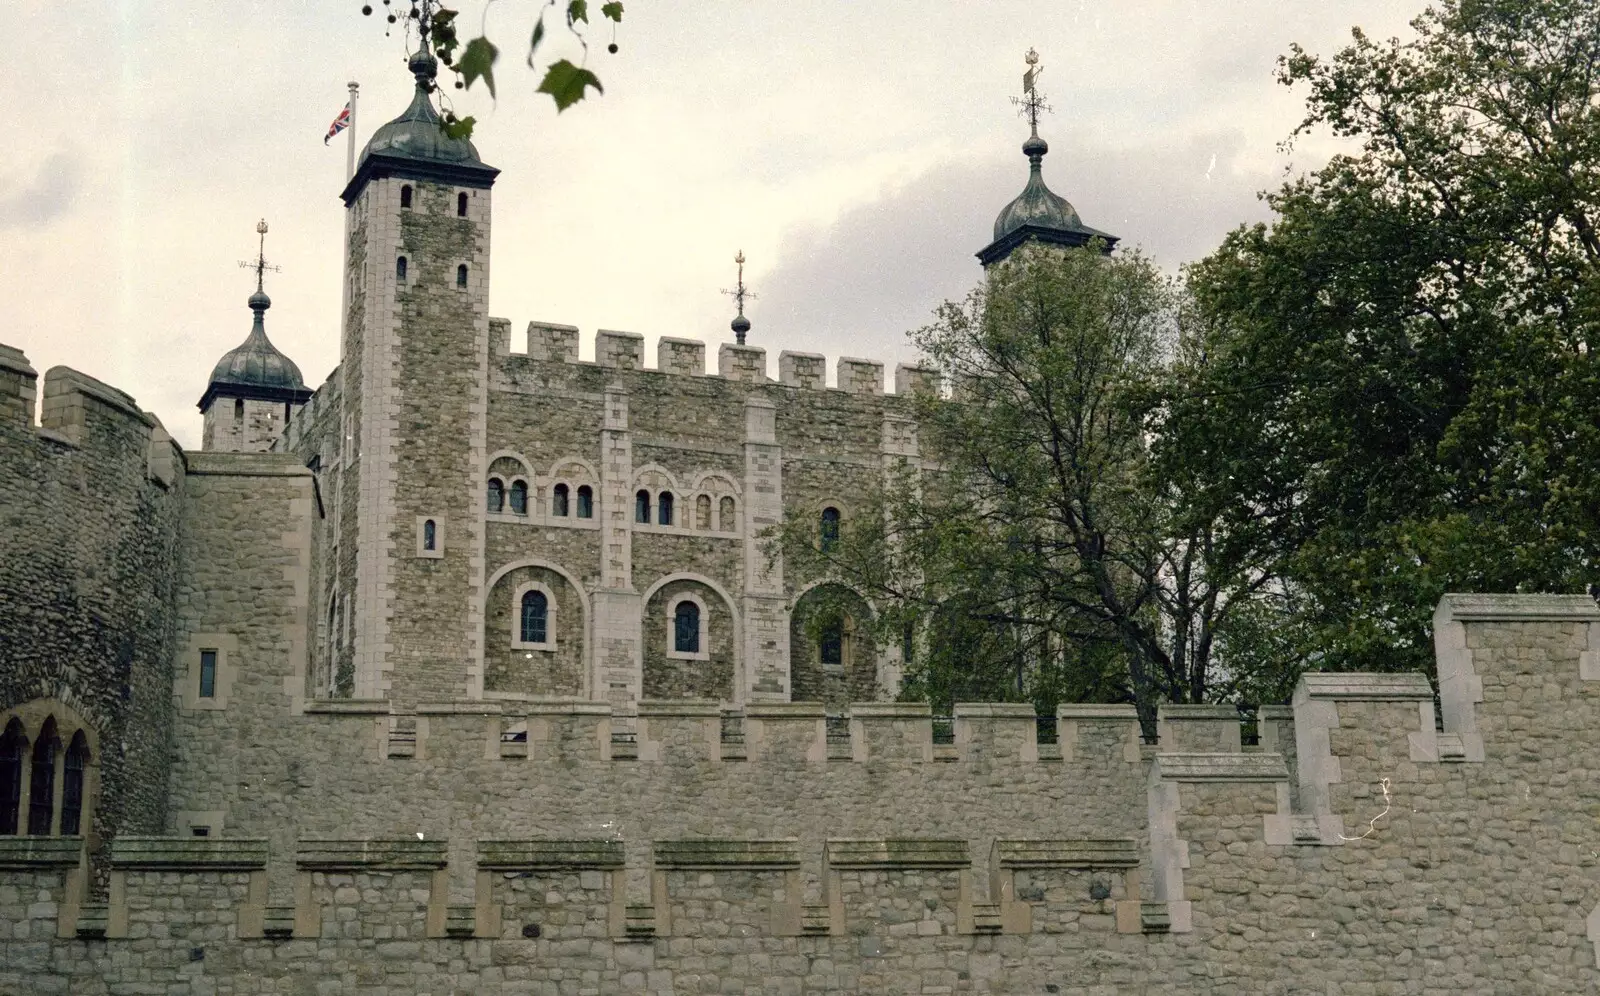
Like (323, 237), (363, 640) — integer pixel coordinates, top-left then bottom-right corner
(489, 318), (941, 396)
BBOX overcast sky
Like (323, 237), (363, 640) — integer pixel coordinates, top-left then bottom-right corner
(4, 1), (1421, 448)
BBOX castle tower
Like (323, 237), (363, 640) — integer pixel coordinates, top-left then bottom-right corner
(198, 238), (313, 452)
(335, 50), (500, 704)
(976, 50), (1118, 266)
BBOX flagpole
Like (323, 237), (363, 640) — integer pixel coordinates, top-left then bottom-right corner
(345, 81), (360, 181)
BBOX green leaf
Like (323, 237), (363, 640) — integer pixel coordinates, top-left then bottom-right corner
(526, 13), (546, 68)
(601, 2), (623, 21)
(458, 36), (499, 100)
(567, 0), (588, 25)
(537, 58), (603, 112)
(442, 113), (476, 140)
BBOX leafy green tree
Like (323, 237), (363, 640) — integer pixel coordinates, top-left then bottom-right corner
(781, 245), (1292, 724)
(1179, 0), (1600, 678)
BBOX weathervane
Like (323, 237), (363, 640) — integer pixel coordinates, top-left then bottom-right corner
(1010, 48), (1052, 138)
(721, 250), (756, 345)
(237, 219), (282, 294)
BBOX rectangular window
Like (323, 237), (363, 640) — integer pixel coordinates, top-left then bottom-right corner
(191, 825), (211, 837)
(199, 650), (217, 699)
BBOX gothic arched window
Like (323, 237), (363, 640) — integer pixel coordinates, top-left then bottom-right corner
(576, 485), (594, 518)
(553, 483), (570, 517)
(635, 490), (650, 524)
(60, 733), (88, 836)
(456, 263), (468, 288)
(509, 480), (528, 515)
(422, 519), (437, 551)
(658, 491), (674, 526)
(0, 719), (24, 836)
(400, 184), (413, 209)
(487, 478), (504, 513)
(820, 506), (841, 553)
(457, 191), (469, 216)
(674, 601), (700, 654)
(27, 719), (58, 836)
(520, 589), (548, 645)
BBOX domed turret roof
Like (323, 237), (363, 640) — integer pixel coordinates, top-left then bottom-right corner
(198, 290), (312, 412)
(977, 133), (1118, 266)
(340, 51), (500, 205)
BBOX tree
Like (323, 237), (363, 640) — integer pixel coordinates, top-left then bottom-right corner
(362, 0), (624, 134)
(780, 244), (1292, 725)
(1179, 0), (1600, 678)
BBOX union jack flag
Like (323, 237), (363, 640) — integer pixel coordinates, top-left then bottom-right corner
(324, 102), (351, 145)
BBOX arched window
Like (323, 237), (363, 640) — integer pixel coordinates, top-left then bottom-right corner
(487, 478), (504, 513)
(696, 494), (712, 530)
(820, 506), (841, 553)
(635, 490), (650, 524)
(234, 398), (245, 422)
(422, 519), (437, 551)
(509, 480), (528, 515)
(819, 615), (847, 669)
(27, 719), (58, 836)
(457, 192), (469, 216)
(658, 491), (674, 526)
(396, 255), (408, 283)
(400, 184), (413, 209)
(553, 483), (570, 517)
(719, 496), (737, 532)
(576, 485), (594, 518)
(60, 733), (88, 836)
(0, 719), (24, 835)
(456, 263), (468, 288)
(520, 589), (548, 644)
(674, 601), (700, 654)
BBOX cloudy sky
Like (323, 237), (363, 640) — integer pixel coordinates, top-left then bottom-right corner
(4, 1), (1421, 448)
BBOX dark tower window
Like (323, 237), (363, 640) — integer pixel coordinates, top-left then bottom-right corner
(234, 398), (244, 422)
(60, 733), (88, 837)
(27, 719), (57, 836)
(552, 483), (569, 517)
(520, 589), (548, 644)
(509, 480), (528, 515)
(820, 617), (844, 669)
(423, 519), (437, 551)
(457, 263), (468, 288)
(576, 485), (593, 518)
(487, 478), (504, 513)
(0, 719), (24, 835)
(457, 192), (469, 216)
(635, 490), (650, 524)
(400, 184), (413, 209)
(674, 601), (700, 654)
(199, 650), (217, 699)
(720, 496), (736, 532)
(658, 491), (674, 526)
(821, 506), (841, 552)
(396, 256), (408, 283)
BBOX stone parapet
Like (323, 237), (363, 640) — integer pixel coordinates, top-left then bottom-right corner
(1157, 703), (1242, 752)
(596, 329), (644, 369)
(110, 837), (269, 870)
(296, 838), (448, 870)
(825, 838), (969, 869)
(477, 838), (625, 870)
(0, 836), (84, 868)
(893, 363), (940, 396)
(653, 839), (801, 870)
(954, 702), (1038, 762)
(837, 357), (883, 395)
(848, 702), (932, 762)
(778, 350), (826, 388)
(526, 320), (580, 362)
(0, 342), (37, 428)
(656, 336), (705, 376)
(718, 343), (768, 382)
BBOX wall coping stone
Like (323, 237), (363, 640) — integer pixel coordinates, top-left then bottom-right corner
(1158, 704), (1239, 719)
(417, 701), (504, 715)
(111, 837), (269, 870)
(1056, 704), (1138, 720)
(297, 838), (448, 870)
(654, 839), (800, 870)
(186, 451), (312, 478)
(637, 700), (723, 718)
(303, 699), (392, 715)
(745, 702), (826, 719)
(1437, 592), (1600, 621)
(1152, 753), (1288, 782)
(1299, 672), (1433, 701)
(476, 839), (624, 870)
(953, 703), (1037, 718)
(0, 343), (36, 377)
(44, 366), (148, 423)
(1257, 705), (1295, 720)
(992, 839), (1140, 869)
(0, 836), (84, 868)
(510, 698), (614, 715)
(826, 838), (969, 869)
(849, 703), (932, 718)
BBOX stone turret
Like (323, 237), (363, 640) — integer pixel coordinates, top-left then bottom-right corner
(199, 285), (312, 452)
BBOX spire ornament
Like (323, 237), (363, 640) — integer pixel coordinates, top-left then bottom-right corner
(1011, 48), (1052, 141)
(721, 250), (756, 345)
(238, 219), (283, 305)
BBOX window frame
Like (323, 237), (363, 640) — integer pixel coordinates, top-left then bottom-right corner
(511, 581), (558, 651)
(665, 592), (710, 661)
(576, 484), (594, 519)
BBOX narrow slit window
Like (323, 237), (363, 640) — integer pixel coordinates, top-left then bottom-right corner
(27, 720), (57, 836)
(0, 719), (24, 835)
(520, 589), (548, 644)
(576, 485), (593, 518)
(456, 263), (468, 288)
(820, 506), (841, 552)
(487, 478), (504, 513)
(423, 518), (437, 551)
(509, 480), (528, 515)
(400, 184), (412, 208)
(635, 490), (650, 524)
(457, 192), (469, 216)
(658, 491), (674, 526)
(234, 398), (244, 422)
(60, 733), (88, 837)
(199, 650), (217, 699)
(820, 617), (844, 669)
(552, 483), (569, 517)
(674, 601), (700, 654)
(191, 825), (211, 837)
(396, 256), (408, 283)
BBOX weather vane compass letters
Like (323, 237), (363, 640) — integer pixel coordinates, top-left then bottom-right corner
(238, 219), (283, 293)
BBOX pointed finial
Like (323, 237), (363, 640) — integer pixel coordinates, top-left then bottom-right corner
(1010, 48), (1052, 165)
(239, 218), (283, 311)
(722, 250), (756, 345)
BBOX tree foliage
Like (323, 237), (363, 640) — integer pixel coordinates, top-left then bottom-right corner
(1178, 0), (1600, 677)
